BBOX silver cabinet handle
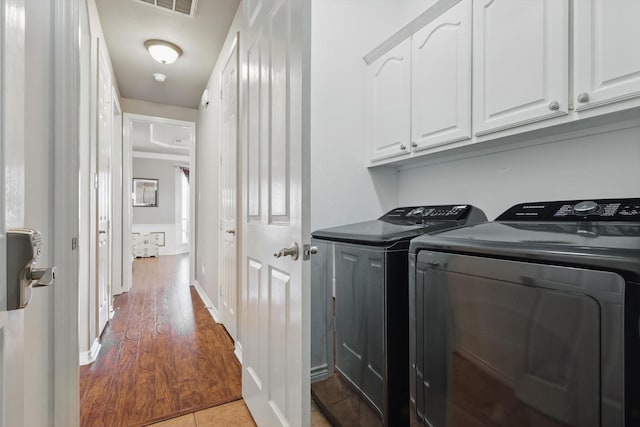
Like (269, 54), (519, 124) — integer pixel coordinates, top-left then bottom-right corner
(411, 141), (418, 148)
(226, 230), (236, 235)
(577, 92), (590, 103)
(400, 144), (407, 151)
(274, 242), (299, 260)
(548, 101), (560, 111)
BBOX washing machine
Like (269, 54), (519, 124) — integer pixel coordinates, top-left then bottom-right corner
(310, 204), (487, 427)
(409, 198), (640, 427)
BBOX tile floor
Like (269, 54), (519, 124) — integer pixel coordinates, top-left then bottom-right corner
(147, 399), (332, 426)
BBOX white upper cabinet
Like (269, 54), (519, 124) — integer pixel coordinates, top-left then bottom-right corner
(472, 0), (569, 136)
(367, 38), (411, 162)
(574, 0), (640, 112)
(411, 0), (471, 152)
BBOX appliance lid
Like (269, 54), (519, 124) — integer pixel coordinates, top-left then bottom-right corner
(311, 204), (485, 245)
(410, 198), (640, 277)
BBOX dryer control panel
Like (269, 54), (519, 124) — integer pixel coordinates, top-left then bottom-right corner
(497, 198), (640, 222)
(381, 205), (471, 224)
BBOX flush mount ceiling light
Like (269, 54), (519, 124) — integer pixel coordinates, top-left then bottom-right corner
(144, 39), (183, 64)
(153, 73), (167, 83)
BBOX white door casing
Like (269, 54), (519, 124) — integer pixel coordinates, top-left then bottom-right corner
(472, 0), (568, 136)
(241, 0), (311, 424)
(111, 91), (123, 298)
(0, 0), (26, 425)
(97, 42), (112, 335)
(220, 35), (239, 342)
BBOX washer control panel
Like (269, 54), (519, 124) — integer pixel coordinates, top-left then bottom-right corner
(497, 198), (640, 221)
(381, 205), (471, 224)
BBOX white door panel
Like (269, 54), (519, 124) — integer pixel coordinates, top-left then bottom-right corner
(411, 0), (471, 151)
(220, 38), (239, 341)
(241, 0), (310, 424)
(574, 0), (640, 111)
(472, 0), (568, 136)
(97, 43), (112, 335)
(0, 0), (26, 425)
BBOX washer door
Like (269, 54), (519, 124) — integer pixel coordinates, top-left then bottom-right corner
(412, 251), (625, 427)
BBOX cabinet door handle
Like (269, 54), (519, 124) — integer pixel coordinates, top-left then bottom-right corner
(411, 141), (418, 148)
(548, 101), (560, 111)
(577, 92), (590, 103)
(400, 144), (407, 151)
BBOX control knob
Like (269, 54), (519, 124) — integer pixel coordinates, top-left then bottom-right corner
(573, 200), (599, 216)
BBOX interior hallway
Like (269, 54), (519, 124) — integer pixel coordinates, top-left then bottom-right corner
(80, 254), (242, 426)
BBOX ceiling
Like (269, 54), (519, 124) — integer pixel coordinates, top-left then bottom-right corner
(131, 120), (193, 156)
(95, 0), (240, 109)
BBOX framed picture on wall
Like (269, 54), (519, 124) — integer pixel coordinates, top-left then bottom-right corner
(133, 178), (158, 207)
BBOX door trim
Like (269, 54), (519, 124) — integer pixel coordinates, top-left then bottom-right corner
(53, 0), (81, 425)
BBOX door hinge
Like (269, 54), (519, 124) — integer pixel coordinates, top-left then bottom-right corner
(72, 237), (78, 250)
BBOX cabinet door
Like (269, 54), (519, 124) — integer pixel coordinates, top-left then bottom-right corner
(574, 0), (640, 112)
(367, 39), (411, 162)
(412, 0), (471, 152)
(472, 0), (568, 136)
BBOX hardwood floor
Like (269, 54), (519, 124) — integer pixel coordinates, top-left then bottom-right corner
(80, 255), (242, 427)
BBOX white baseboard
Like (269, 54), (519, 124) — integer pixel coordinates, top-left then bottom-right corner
(79, 338), (102, 366)
(191, 280), (221, 323)
(234, 341), (243, 364)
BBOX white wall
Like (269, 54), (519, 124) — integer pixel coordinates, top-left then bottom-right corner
(310, 0), (436, 231)
(24, 1), (54, 424)
(131, 158), (188, 255)
(121, 98), (198, 123)
(79, 0), (122, 362)
(196, 8), (241, 321)
(397, 119), (640, 219)
(132, 158), (176, 224)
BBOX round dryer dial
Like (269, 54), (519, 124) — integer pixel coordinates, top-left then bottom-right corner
(573, 200), (600, 215)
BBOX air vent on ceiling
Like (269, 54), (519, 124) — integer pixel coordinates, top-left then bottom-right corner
(138, 0), (197, 17)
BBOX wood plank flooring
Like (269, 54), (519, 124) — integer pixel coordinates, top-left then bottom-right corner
(80, 255), (242, 427)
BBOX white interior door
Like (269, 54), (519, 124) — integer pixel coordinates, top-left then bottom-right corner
(0, 0), (26, 425)
(241, 0), (311, 425)
(97, 44), (112, 334)
(220, 37), (239, 341)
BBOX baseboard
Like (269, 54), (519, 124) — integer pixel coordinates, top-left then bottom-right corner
(234, 341), (243, 364)
(79, 338), (102, 366)
(191, 280), (221, 323)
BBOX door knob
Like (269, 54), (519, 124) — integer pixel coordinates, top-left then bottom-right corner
(548, 101), (560, 111)
(274, 242), (299, 260)
(302, 244), (318, 261)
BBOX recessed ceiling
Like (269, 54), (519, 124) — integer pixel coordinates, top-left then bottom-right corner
(131, 121), (193, 156)
(95, 0), (240, 109)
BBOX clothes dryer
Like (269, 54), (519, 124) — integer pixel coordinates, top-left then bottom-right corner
(311, 204), (487, 426)
(409, 198), (640, 427)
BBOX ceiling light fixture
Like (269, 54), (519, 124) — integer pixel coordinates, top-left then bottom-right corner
(153, 73), (167, 83)
(144, 39), (183, 65)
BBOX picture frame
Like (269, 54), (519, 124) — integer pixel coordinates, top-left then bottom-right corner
(133, 178), (158, 207)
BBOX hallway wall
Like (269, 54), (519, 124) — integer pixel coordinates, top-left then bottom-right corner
(24, 1), (55, 424)
(121, 98), (198, 123)
(196, 7), (241, 332)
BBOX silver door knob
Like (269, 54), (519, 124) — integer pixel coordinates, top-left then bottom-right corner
(274, 242), (299, 260)
(400, 144), (407, 151)
(548, 101), (560, 111)
(577, 92), (590, 103)
(302, 244), (318, 260)
(411, 141), (418, 148)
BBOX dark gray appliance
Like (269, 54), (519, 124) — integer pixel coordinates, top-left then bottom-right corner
(409, 198), (640, 427)
(310, 205), (487, 427)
